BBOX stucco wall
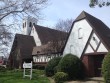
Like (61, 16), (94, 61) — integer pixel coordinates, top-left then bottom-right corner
(63, 19), (92, 58)
(85, 33), (108, 53)
(90, 33), (100, 50)
(30, 26), (41, 46)
(22, 16), (37, 35)
(97, 43), (108, 52)
(85, 45), (94, 53)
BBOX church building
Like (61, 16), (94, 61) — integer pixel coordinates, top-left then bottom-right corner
(8, 11), (110, 77)
(8, 16), (67, 68)
(63, 11), (110, 77)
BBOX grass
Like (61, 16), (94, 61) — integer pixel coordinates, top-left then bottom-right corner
(0, 69), (50, 83)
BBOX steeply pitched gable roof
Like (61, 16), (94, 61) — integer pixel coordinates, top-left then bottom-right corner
(80, 11), (110, 50)
(9, 34), (36, 60)
(75, 11), (86, 21)
(63, 11), (110, 54)
(33, 25), (68, 45)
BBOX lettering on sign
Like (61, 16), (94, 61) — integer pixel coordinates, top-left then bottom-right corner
(23, 62), (32, 68)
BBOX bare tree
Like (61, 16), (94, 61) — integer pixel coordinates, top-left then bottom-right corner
(0, 0), (48, 57)
(47, 19), (74, 55)
(54, 19), (73, 33)
(0, 0), (48, 21)
(42, 38), (66, 56)
(89, 0), (110, 7)
(48, 40), (66, 54)
(0, 22), (12, 57)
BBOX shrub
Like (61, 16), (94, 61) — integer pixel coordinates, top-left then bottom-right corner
(0, 66), (7, 72)
(0, 66), (14, 72)
(45, 57), (62, 76)
(53, 72), (68, 83)
(58, 54), (85, 80)
(102, 52), (110, 83)
(33, 65), (45, 70)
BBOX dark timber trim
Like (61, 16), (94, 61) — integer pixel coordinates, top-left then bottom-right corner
(96, 41), (101, 52)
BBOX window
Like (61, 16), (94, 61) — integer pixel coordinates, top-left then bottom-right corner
(29, 22), (32, 27)
(93, 36), (98, 45)
(25, 22), (26, 27)
(23, 23), (24, 28)
(33, 23), (35, 25)
(32, 28), (34, 33)
(70, 45), (73, 53)
(93, 37), (96, 41)
(78, 28), (83, 39)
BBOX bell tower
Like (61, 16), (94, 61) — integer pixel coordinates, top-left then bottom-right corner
(22, 16), (37, 35)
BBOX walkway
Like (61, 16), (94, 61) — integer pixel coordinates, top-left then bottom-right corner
(66, 77), (104, 83)
(48, 77), (104, 83)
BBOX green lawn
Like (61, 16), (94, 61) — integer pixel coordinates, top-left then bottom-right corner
(0, 69), (50, 83)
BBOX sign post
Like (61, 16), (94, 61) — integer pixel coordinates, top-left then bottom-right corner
(23, 61), (32, 80)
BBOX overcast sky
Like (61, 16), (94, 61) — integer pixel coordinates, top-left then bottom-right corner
(38, 0), (110, 28)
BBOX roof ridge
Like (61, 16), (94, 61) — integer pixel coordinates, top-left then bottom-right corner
(62, 11), (110, 54)
(75, 11), (102, 22)
(16, 33), (33, 37)
(75, 11), (86, 21)
(34, 24), (67, 33)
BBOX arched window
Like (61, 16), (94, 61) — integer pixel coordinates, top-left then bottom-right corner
(93, 36), (98, 45)
(23, 23), (24, 28)
(32, 27), (34, 33)
(78, 28), (83, 39)
(29, 22), (32, 27)
(25, 22), (26, 27)
(33, 23), (35, 25)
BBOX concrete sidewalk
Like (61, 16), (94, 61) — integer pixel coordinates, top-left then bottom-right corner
(48, 77), (104, 83)
(66, 77), (104, 83)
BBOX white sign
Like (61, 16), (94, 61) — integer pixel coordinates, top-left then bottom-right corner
(23, 61), (33, 80)
(23, 62), (32, 68)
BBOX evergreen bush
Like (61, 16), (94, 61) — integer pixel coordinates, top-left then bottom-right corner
(102, 52), (110, 83)
(45, 57), (62, 76)
(58, 54), (85, 80)
(33, 64), (45, 70)
(53, 72), (68, 83)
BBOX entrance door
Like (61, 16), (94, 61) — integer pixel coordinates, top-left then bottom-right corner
(93, 55), (104, 77)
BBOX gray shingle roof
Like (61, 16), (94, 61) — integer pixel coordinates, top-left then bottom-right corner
(32, 25), (68, 55)
(34, 25), (68, 45)
(10, 34), (36, 60)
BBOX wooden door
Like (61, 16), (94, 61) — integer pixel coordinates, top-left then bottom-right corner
(93, 55), (104, 77)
